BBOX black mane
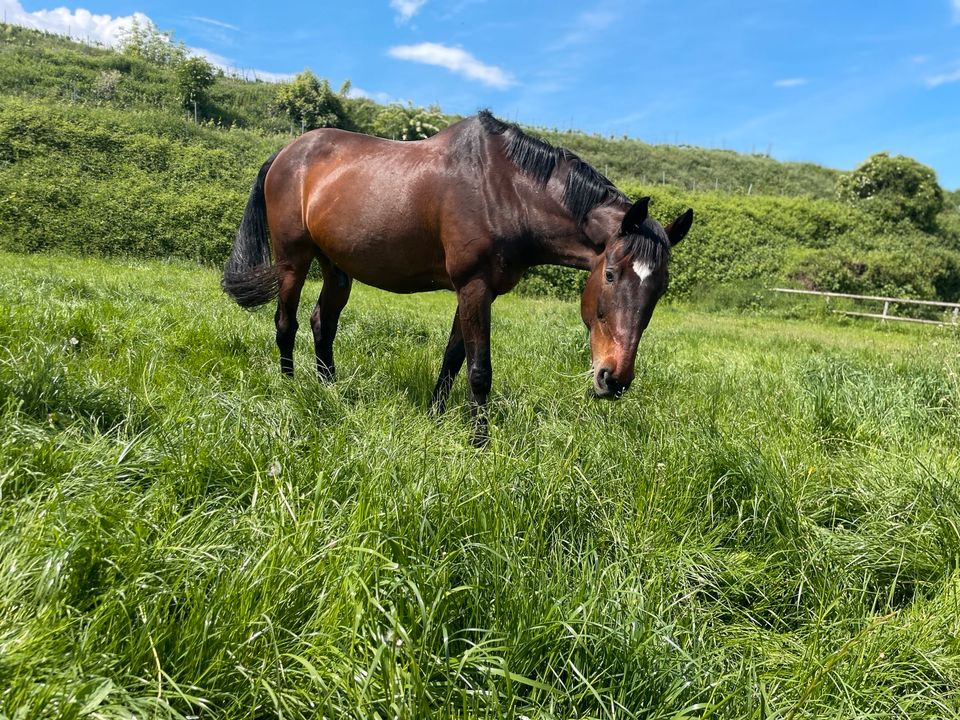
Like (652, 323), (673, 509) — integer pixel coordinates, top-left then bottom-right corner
(476, 111), (670, 265)
(617, 218), (671, 267)
(477, 111), (628, 227)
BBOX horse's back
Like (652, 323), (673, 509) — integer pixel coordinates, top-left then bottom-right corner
(265, 127), (475, 293)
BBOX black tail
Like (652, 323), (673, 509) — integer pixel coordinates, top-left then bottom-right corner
(222, 152), (281, 308)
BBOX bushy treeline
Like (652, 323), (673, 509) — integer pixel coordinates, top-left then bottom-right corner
(535, 128), (841, 198)
(0, 98), (279, 262)
(2, 22), (959, 304)
(520, 182), (960, 303)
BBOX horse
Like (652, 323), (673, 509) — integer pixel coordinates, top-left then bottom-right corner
(222, 111), (693, 443)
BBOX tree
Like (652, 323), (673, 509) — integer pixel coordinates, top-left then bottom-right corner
(175, 56), (215, 119)
(371, 103), (410, 139)
(837, 152), (944, 232)
(273, 70), (344, 133)
(120, 19), (186, 66)
(371, 103), (448, 140)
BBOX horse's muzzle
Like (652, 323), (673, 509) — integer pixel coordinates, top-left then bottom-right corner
(591, 367), (628, 400)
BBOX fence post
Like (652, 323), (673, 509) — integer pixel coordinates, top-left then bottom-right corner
(952, 307), (958, 327)
(882, 301), (890, 322)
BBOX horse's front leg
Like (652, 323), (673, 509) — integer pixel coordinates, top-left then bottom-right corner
(429, 306), (465, 416)
(456, 279), (493, 446)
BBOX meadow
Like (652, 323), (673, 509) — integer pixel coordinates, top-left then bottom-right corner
(1, 251), (959, 718)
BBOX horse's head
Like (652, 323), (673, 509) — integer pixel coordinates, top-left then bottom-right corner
(580, 197), (693, 399)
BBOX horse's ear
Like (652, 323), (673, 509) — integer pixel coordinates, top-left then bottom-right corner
(620, 196), (650, 235)
(665, 208), (693, 247)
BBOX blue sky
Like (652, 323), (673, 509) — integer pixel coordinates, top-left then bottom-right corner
(7, 0), (960, 188)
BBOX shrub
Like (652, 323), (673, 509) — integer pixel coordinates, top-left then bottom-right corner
(837, 153), (944, 233)
(175, 57), (215, 113)
(273, 71), (345, 132)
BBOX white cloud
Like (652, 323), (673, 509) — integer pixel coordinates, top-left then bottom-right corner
(0, 0), (150, 46)
(0, 0), (293, 82)
(186, 46), (293, 83)
(926, 67), (960, 87)
(388, 42), (514, 88)
(954, 0), (960, 22)
(347, 86), (407, 105)
(390, 0), (426, 23)
(773, 77), (808, 88)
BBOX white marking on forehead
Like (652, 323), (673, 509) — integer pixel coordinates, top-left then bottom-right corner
(632, 260), (654, 282)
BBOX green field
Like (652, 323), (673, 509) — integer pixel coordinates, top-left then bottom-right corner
(2, 252), (960, 718)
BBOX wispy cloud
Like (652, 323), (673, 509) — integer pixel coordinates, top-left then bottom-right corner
(953, 0), (960, 22)
(773, 77), (808, 88)
(550, 6), (618, 50)
(388, 42), (514, 88)
(390, 0), (426, 23)
(926, 67), (960, 87)
(187, 16), (239, 32)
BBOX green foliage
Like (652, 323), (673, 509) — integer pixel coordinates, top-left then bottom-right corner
(837, 152), (945, 232)
(91, 69), (122, 101)
(273, 70), (345, 132)
(371, 103), (449, 140)
(1, 23), (959, 303)
(536, 127), (842, 198)
(0, 24), (848, 196)
(2, 253), (960, 718)
(787, 247), (960, 302)
(0, 97), (282, 263)
(119, 19), (186, 67)
(175, 56), (215, 111)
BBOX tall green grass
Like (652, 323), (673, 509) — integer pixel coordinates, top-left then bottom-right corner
(1, 252), (959, 718)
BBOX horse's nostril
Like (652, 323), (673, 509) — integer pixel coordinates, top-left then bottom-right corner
(597, 367), (612, 387)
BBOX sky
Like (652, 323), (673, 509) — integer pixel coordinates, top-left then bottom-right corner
(5, 0), (960, 188)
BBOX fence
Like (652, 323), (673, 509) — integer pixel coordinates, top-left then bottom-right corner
(769, 288), (960, 327)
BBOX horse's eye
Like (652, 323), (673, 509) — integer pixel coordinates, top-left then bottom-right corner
(604, 269), (614, 283)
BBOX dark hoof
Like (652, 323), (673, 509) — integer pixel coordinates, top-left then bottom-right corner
(317, 365), (335, 382)
(470, 425), (490, 448)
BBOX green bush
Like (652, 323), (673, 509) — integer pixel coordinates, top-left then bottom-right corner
(787, 247), (960, 303)
(0, 98), (279, 263)
(837, 152), (944, 233)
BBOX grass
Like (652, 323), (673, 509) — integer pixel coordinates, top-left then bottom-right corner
(1, 251), (959, 718)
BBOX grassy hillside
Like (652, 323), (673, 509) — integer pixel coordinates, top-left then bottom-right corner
(2, 252), (959, 717)
(0, 22), (841, 198)
(537, 128), (840, 198)
(2, 22), (959, 303)
(0, 22), (288, 134)
(0, 96), (281, 261)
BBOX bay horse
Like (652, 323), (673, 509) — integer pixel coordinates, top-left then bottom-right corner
(222, 111), (693, 443)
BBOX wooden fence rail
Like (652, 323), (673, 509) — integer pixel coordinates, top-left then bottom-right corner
(768, 287), (960, 327)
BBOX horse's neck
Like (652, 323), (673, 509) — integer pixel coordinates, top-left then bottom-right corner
(533, 202), (624, 271)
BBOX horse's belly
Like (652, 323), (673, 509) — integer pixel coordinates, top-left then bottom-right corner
(319, 236), (454, 294)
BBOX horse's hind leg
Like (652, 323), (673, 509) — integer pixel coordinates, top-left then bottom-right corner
(274, 246), (313, 377)
(310, 260), (353, 381)
(429, 306), (465, 416)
